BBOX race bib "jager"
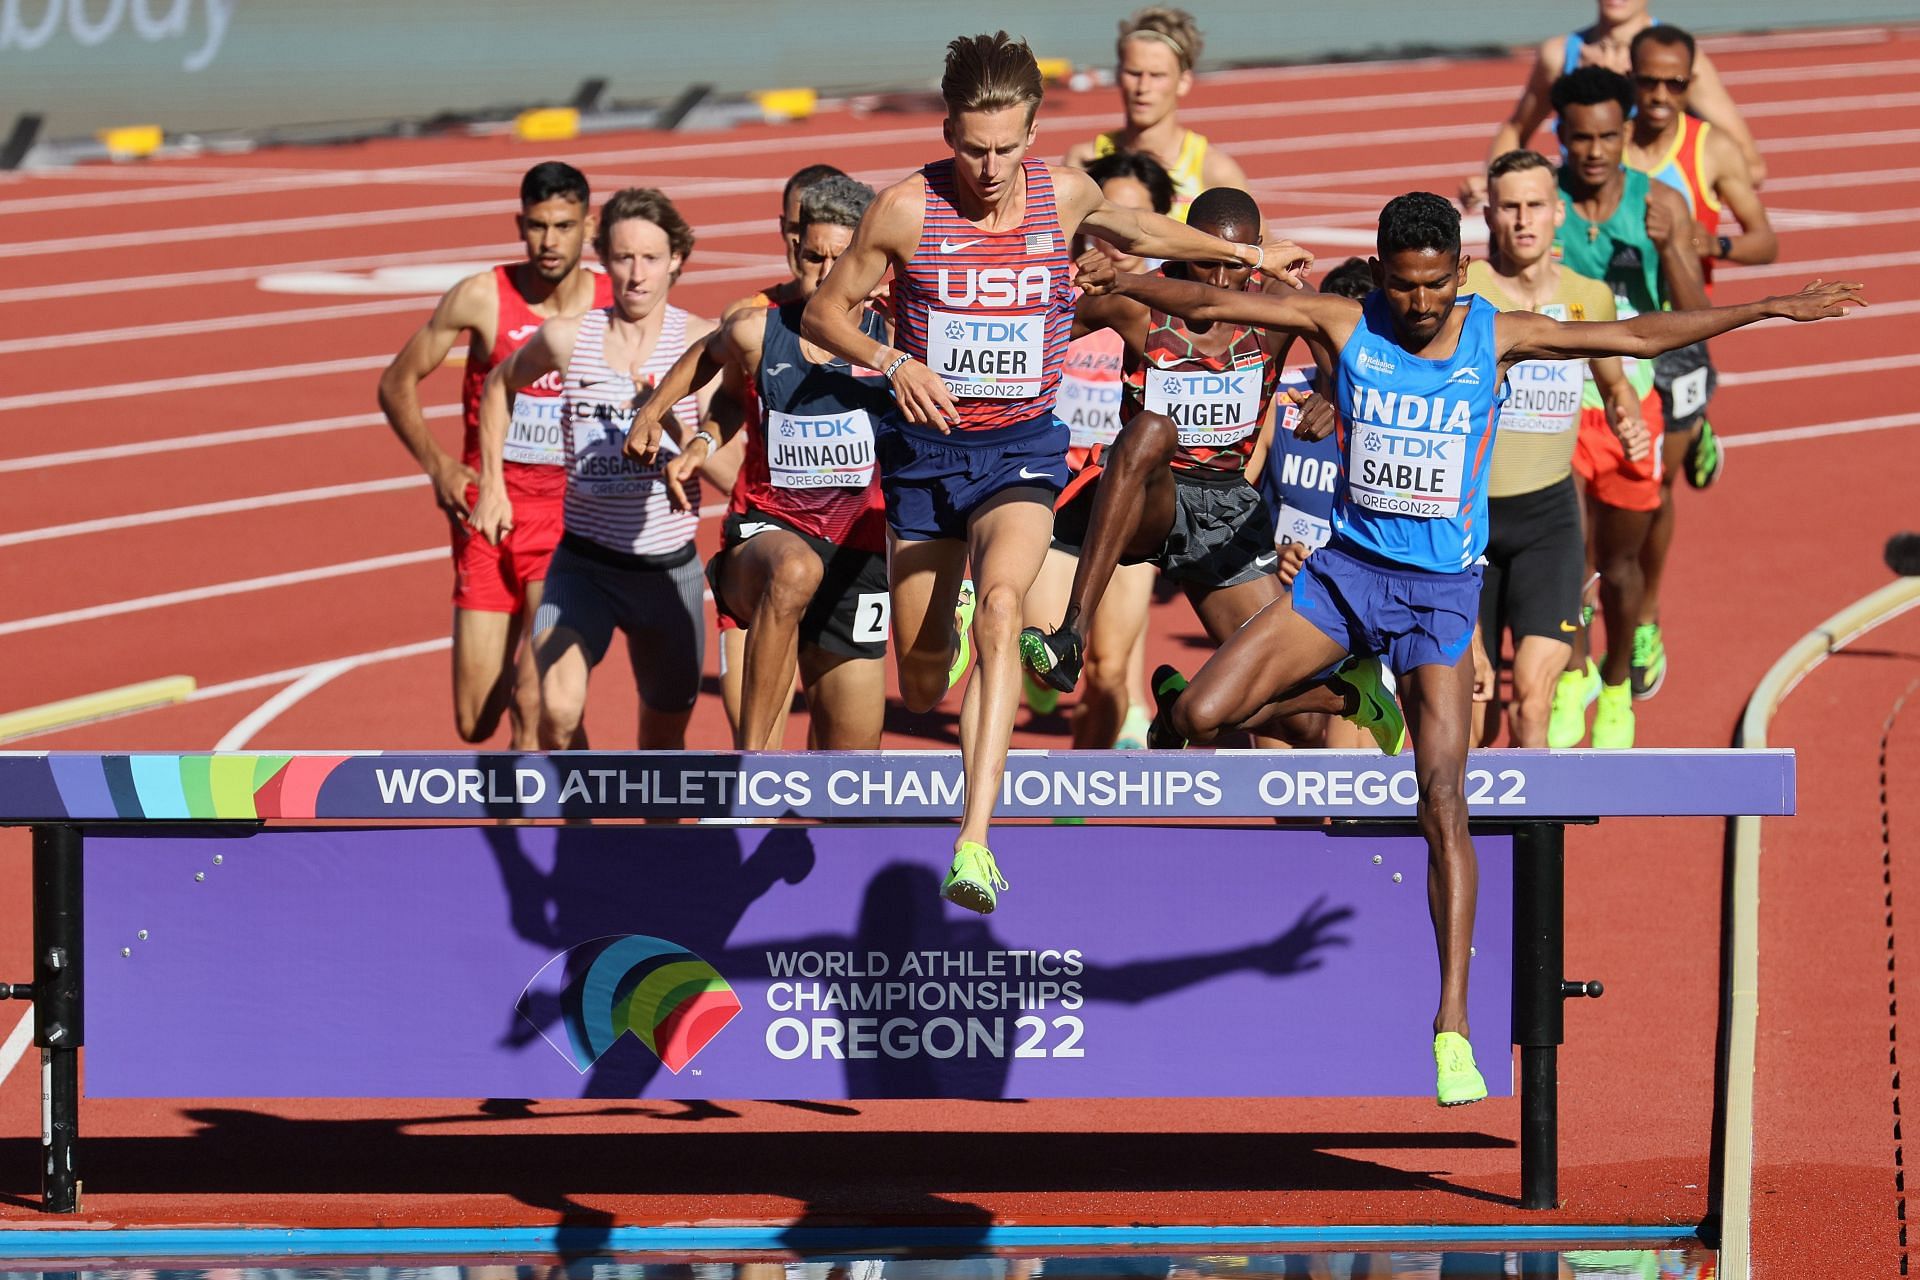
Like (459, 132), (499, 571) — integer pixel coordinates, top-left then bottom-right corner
(766, 409), (876, 489)
(504, 395), (568, 466)
(924, 309), (1043, 399)
(1349, 424), (1466, 518)
(1499, 360), (1581, 435)
(1142, 362), (1265, 448)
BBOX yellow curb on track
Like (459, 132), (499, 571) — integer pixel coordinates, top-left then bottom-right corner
(1724, 575), (1920, 1278)
(0, 675), (196, 743)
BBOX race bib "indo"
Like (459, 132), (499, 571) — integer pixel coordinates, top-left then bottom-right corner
(504, 395), (567, 466)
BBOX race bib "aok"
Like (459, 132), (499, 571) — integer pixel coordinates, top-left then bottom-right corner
(766, 409), (876, 489)
(925, 309), (1043, 399)
(1348, 425), (1466, 518)
(1142, 363), (1265, 447)
(504, 395), (568, 466)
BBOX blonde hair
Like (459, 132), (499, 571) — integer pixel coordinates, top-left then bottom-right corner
(941, 31), (1045, 123)
(1117, 6), (1203, 72)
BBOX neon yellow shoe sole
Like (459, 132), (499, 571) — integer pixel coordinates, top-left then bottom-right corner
(948, 580), (977, 693)
(1434, 1031), (1488, 1107)
(1334, 656), (1407, 755)
(941, 840), (1006, 915)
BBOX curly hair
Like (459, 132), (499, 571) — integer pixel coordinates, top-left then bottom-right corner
(1377, 191), (1460, 260)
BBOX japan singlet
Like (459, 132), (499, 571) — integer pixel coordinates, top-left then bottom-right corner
(1121, 273), (1279, 478)
(559, 306), (702, 556)
(891, 158), (1074, 431)
(1263, 366), (1340, 551)
(1462, 259), (1615, 498)
(1332, 293), (1505, 573)
(461, 264), (614, 500)
(731, 300), (891, 552)
(1059, 327), (1125, 460)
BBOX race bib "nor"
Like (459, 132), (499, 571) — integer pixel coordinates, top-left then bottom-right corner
(1349, 425), (1466, 518)
(925, 309), (1043, 399)
(766, 409), (876, 489)
(1143, 364), (1264, 447)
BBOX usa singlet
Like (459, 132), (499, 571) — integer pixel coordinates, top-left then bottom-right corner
(731, 300), (891, 552)
(1332, 293), (1505, 573)
(461, 264), (614, 501)
(891, 158), (1074, 431)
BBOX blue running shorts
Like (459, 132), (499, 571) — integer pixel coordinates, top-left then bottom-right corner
(876, 412), (1069, 542)
(1291, 540), (1483, 676)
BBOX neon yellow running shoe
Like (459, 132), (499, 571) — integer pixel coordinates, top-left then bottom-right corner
(1022, 670), (1061, 716)
(1591, 678), (1635, 749)
(1547, 659), (1600, 748)
(941, 840), (1007, 914)
(1333, 656), (1406, 755)
(947, 580), (976, 693)
(1629, 622), (1666, 701)
(1434, 1031), (1488, 1106)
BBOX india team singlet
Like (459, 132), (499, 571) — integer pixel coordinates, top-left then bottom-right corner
(461, 264), (614, 500)
(1121, 276), (1279, 478)
(559, 306), (702, 557)
(731, 300), (891, 552)
(891, 158), (1074, 431)
(1332, 293), (1505, 573)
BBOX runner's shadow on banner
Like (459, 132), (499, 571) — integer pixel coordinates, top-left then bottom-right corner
(712, 862), (1353, 1099)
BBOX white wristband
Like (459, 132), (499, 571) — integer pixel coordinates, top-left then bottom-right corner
(691, 430), (717, 452)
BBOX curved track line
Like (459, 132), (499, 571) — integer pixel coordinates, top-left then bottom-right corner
(215, 659), (357, 751)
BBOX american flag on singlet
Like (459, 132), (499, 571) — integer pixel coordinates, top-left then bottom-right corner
(890, 157), (1073, 431)
(559, 306), (702, 556)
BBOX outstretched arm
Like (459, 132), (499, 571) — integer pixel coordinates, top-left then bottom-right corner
(1076, 253), (1359, 350)
(1057, 165), (1313, 286)
(1499, 279), (1865, 363)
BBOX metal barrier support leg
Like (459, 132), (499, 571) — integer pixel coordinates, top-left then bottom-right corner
(33, 824), (83, 1213)
(1512, 822), (1565, 1210)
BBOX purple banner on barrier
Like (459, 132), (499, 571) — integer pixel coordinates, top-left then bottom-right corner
(83, 825), (1513, 1100)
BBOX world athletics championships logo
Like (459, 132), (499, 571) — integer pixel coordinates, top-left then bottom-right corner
(518, 934), (742, 1074)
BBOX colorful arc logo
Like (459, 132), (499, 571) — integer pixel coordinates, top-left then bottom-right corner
(519, 934), (742, 1075)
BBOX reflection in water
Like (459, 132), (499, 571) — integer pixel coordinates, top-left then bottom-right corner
(0, 1248), (1716, 1280)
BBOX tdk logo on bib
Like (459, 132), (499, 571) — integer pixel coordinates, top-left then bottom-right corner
(936, 267), (1051, 308)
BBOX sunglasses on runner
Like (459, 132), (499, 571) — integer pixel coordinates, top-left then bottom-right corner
(1633, 74), (1691, 93)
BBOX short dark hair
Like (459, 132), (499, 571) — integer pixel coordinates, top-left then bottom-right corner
(1550, 66), (1637, 120)
(1319, 257), (1373, 300)
(796, 174), (875, 234)
(942, 31), (1045, 123)
(1083, 149), (1175, 215)
(1186, 186), (1261, 239)
(1377, 191), (1460, 260)
(520, 161), (589, 210)
(1631, 24), (1696, 68)
(782, 163), (846, 210)
(1487, 148), (1556, 193)
(595, 187), (695, 265)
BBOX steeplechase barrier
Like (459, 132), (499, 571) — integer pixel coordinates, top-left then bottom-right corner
(0, 748), (1794, 1218)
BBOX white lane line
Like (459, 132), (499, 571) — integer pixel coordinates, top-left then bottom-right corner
(0, 548), (445, 638)
(0, 354), (390, 413)
(0, 1008), (34, 1092)
(0, 476), (426, 547)
(1721, 410), (1920, 448)
(1720, 249), (1920, 280)
(1718, 353), (1920, 386)
(192, 638), (451, 702)
(0, 405), (450, 473)
(0, 296), (439, 356)
(214, 659), (357, 751)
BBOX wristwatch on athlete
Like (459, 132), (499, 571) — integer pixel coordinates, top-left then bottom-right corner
(1715, 235), (1733, 260)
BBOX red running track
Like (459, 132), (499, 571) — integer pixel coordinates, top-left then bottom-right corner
(1, 24), (1918, 1268)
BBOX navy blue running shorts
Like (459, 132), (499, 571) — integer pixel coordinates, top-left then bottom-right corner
(876, 412), (1069, 542)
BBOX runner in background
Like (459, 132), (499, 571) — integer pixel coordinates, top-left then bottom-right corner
(1251, 256), (1374, 750)
(1625, 23), (1778, 699)
(1464, 150), (1646, 749)
(799, 32), (1310, 914)
(1458, 0), (1765, 211)
(1549, 67), (1707, 748)
(629, 176), (893, 751)
(707, 163), (851, 746)
(1023, 149), (1172, 750)
(1062, 6), (1249, 219)
(377, 162), (609, 748)
(473, 188), (718, 750)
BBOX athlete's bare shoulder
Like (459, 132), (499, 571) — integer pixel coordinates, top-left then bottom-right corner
(1046, 162), (1105, 219)
(436, 267), (500, 335)
(1061, 138), (1100, 169)
(858, 174), (929, 259)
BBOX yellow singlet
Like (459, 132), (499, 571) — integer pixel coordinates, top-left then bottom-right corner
(1092, 128), (1210, 220)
